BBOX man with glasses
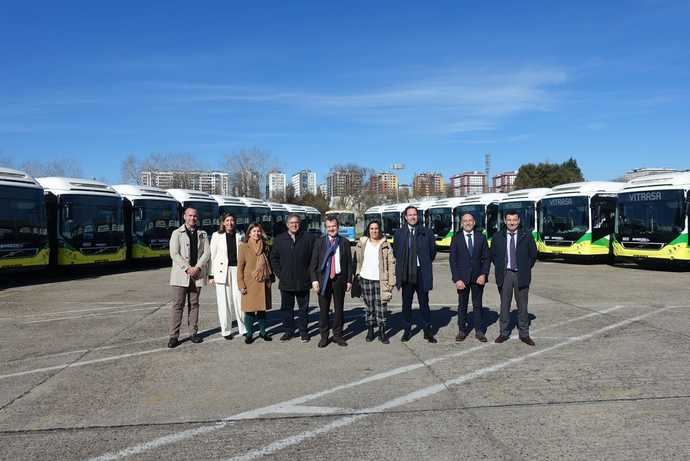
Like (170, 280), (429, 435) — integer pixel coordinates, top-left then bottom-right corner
(270, 213), (316, 342)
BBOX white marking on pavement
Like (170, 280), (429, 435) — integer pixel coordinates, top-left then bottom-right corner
(268, 405), (353, 415)
(0, 302), (164, 321)
(224, 306), (675, 461)
(23, 307), (159, 324)
(86, 304), (636, 461)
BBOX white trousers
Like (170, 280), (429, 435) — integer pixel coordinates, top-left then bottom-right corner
(215, 266), (246, 335)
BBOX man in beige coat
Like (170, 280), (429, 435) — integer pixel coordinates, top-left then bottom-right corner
(168, 207), (210, 348)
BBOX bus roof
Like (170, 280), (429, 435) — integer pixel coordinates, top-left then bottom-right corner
(241, 197), (270, 209)
(381, 203), (409, 213)
(459, 192), (507, 206)
(326, 209), (355, 215)
(544, 181), (624, 198)
(622, 171), (690, 191)
(409, 199), (438, 211)
(37, 176), (121, 198)
(303, 206), (321, 214)
(266, 202), (289, 212)
(364, 205), (384, 214)
(501, 188), (551, 203)
(112, 184), (176, 202)
(212, 195), (247, 207)
(283, 204), (307, 213)
(0, 167), (42, 190)
(167, 189), (216, 204)
(426, 197), (467, 210)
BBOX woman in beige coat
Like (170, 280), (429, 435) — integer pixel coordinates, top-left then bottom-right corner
(353, 220), (396, 344)
(237, 223), (274, 344)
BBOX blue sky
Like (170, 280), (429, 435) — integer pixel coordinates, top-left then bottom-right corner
(1, 1), (689, 184)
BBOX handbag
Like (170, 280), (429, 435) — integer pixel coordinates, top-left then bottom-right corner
(351, 275), (362, 298)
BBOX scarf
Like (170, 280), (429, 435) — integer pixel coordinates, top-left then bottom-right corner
(399, 225), (418, 285)
(319, 235), (340, 295)
(249, 238), (272, 282)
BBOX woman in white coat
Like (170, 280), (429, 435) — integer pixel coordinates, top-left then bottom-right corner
(209, 213), (246, 339)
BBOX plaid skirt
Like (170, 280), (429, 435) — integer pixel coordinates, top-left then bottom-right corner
(360, 277), (387, 326)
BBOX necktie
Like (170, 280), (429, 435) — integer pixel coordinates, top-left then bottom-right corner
(329, 238), (336, 279)
(467, 233), (474, 256)
(408, 227), (414, 249)
(509, 232), (517, 270)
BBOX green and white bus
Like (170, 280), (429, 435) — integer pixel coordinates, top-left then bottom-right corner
(168, 189), (219, 239)
(537, 182), (623, 259)
(38, 177), (126, 266)
(113, 184), (179, 261)
(454, 192), (506, 246)
(381, 203), (409, 241)
(242, 198), (273, 237)
(498, 188), (551, 239)
(213, 195), (251, 233)
(613, 172), (690, 264)
(426, 197), (466, 250)
(0, 167), (49, 270)
(303, 206), (323, 236)
(363, 206), (384, 230)
(267, 202), (289, 236)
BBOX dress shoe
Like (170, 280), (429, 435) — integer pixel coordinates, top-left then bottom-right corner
(378, 326), (389, 344)
(520, 336), (535, 346)
(260, 333), (273, 342)
(167, 337), (179, 348)
(244, 335), (254, 344)
(224, 334), (234, 340)
(424, 329), (438, 344)
(365, 325), (376, 342)
(280, 332), (293, 342)
(332, 336), (348, 347)
(455, 331), (467, 342)
(190, 334), (203, 344)
(494, 335), (510, 343)
(475, 333), (488, 343)
(301, 335), (311, 343)
(318, 336), (329, 348)
(401, 329), (411, 342)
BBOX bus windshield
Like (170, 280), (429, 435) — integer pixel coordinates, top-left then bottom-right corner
(330, 212), (355, 227)
(184, 201), (219, 237)
(499, 201), (536, 232)
(307, 213), (322, 233)
(455, 205), (486, 233)
(382, 212), (401, 237)
(0, 185), (48, 258)
(220, 205), (250, 232)
(249, 207), (272, 236)
(428, 207), (452, 237)
(616, 190), (686, 247)
(60, 195), (124, 252)
(132, 199), (179, 250)
(540, 196), (589, 244)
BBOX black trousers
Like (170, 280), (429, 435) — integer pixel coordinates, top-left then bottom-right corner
(280, 290), (310, 336)
(458, 283), (484, 334)
(318, 274), (346, 338)
(401, 279), (431, 330)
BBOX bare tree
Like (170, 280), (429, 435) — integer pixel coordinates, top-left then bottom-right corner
(326, 163), (376, 216)
(0, 152), (17, 169)
(120, 154), (141, 184)
(21, 158), (83, 177)
(138, 152), (201, 189)
(223, 148), (276, 198)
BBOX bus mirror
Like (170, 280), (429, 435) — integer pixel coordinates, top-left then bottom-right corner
(135, 208), (144, 221)
(63, 203), (71, 220)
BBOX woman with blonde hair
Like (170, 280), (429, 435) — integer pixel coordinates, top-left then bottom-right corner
(237, 223), (274, 344)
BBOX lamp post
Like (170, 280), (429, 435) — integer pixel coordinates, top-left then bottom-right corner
(392, 163), (404, 202)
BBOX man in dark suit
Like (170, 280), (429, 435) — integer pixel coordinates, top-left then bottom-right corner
(449, 213), (490, 342)
(490, 210), (538, 346)
(393, 205), (438, 343)
(310, 216), (353, 348)
(270, 214), (316, 343)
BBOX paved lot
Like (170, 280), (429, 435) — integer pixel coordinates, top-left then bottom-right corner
(1, 255), (689, 460)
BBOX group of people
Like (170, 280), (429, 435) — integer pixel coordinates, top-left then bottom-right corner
(167, 204), (538, 349)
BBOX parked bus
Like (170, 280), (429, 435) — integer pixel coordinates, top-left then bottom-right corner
(113, 185), (179, 260)
(426, 197), (466, 250)
(498, 188), (551, 239)
(537, 182), (623, 259)
(38, 177), (126, 266)
(242, 198), (272, 237)
(0, 167), (49, 270)
(325, 209), (356, 242)
(267, 202), (289, 236)
(304, 206), (323, 236)
(213, 195), (251, 233)
(167, 189), (219, 239)
(454, 193), (506, 246)
(613, 172), (690, 264)
(381, 203), (408, 241)
(409, 199), (438, 227)
(364, 206), (384, 230)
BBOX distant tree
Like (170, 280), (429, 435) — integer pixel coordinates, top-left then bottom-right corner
(21, 158), (83, 177)
(294, 192), (330, 213)
(120, 153), (140, 184)
(513, 158), (584, 189)
(0, 153), (16, 169)
(224, 148), (277, 198)
(138, 152), (200, 189)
